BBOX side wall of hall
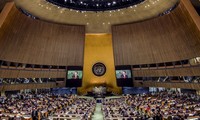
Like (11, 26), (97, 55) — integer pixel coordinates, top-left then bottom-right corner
(112, 1), (200, 65)
(0, 3), (85, 83)
(0, 4), (85, 66)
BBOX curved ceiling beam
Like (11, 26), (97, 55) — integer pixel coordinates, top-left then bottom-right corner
(15, 0), (179, 33)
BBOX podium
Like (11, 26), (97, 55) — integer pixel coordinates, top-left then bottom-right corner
(92, 86), (106, 98)
(86, 86), (115, 98)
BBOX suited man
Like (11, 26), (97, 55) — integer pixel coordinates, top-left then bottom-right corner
(121, 71), (128, 79)
(32, 108), (38, 120)
(72, 71), (79, 79)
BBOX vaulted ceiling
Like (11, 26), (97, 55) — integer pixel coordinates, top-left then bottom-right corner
(15, 0), (179, 33)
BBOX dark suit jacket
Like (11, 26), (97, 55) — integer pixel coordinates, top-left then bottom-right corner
(32, 110), (38, 118)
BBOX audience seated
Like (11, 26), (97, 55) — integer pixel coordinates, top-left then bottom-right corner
(49, 97), (96, 120)
(0, 91), (199, 120)
(102, 91), (200, 120)
(0, 92), (95, 120)
(102, 97), (145, 120)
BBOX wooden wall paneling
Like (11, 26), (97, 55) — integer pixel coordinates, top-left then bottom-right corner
(112, 1), (200, 65)
(0, 82), (61, 91)
(0, 0), (13, 12)
(0, 69), (66, 78)
(134, 81), (200, 90)
(191, 67), (200, 75)
(0, 5), (85, 66)
(133, 67), (200, 77)
(181, 0), (200, 31)
(0, 2), (13, 28)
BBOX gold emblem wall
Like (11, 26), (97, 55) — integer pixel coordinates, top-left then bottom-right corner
(78, 34), (121, 94)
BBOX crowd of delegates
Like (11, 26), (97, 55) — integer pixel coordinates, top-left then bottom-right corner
(0, 91), (200, 120)
(102, 97), (146, 120)
(140, 76), (200, 83)
(0, 92), (96, 120)
(49, 97), (96, 120)
(102, 92), (200, 120)
(0, 78), (56, 85)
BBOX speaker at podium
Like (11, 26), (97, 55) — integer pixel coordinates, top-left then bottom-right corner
(92, 86), (106, 98)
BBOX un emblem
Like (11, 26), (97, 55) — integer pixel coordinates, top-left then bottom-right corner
(92, 62), (106, 76)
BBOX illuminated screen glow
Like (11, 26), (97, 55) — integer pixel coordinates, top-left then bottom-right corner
(116, 70), (132, 79)
(67, 70), (83, 79)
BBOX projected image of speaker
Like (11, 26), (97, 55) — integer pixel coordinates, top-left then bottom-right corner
(115, 65), (133, 87)
(66, 66), (83, 87)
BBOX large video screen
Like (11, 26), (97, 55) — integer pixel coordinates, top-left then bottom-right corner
(115, 65), (133, 87)
(66, 66), (83, 87)
(116, 70), (132, 79)
(67, 70), (83, 79)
